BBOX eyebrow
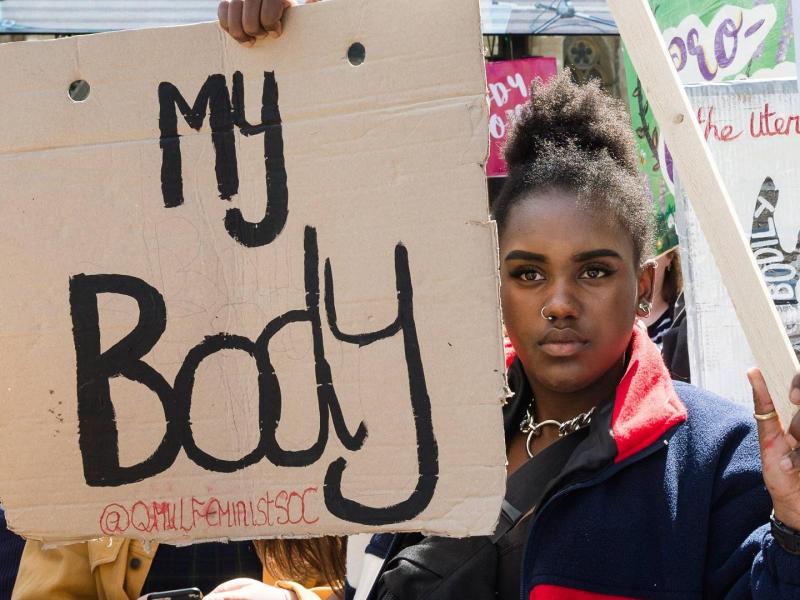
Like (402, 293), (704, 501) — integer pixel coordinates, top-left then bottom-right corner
(573, 249), (623, 261)
(504, 250), (547, 262)
(504, 248), (623, 262)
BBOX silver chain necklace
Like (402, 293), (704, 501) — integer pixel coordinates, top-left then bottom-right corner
(519, 401), (595, 458)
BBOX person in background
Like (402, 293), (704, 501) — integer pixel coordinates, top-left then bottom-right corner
(13, 536), (343, 599)
(642, 248), (690, 382)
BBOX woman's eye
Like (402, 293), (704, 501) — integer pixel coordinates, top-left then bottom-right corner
(581, 267), (609, 279)
(517, 269), (543, 281)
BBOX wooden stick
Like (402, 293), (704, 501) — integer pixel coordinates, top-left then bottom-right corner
(607, 0), (799, 430)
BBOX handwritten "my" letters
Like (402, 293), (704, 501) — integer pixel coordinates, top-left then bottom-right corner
(158, 71), (288, 248)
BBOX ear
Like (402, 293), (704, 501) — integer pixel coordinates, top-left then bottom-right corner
(636, 259), (656, 316)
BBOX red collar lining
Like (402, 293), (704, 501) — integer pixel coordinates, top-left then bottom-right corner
(611, 325), (686, 463)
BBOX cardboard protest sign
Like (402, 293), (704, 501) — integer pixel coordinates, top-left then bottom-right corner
(486, 57), (557, 177)
(678, 79), (800, 406)
(0, 0), (507, 544)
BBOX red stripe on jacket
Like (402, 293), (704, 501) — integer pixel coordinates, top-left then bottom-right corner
(531, 585), (635, 599)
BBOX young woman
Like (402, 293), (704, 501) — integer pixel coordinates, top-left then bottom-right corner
(468, 70), (800, 598)
(214, 2), (800, 598)
(643, 249), (690, 383)
(643, 249), (681, 347)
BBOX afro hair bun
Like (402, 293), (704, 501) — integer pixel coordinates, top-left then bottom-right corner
(493, 69), (654, 264)
(503, 69), (639, 176)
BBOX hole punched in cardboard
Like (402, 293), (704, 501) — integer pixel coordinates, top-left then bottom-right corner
(69, 80), (91, 102)
(347, 42), (366, 66)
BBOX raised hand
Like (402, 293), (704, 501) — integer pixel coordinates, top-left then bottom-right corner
(748, 367), (800, 530)
(218, 0), (301, 44)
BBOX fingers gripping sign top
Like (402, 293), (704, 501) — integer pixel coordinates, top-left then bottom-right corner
(218, 0), (321, 45)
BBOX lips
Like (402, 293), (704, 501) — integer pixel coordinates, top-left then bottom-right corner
(538, 328), (588, 357)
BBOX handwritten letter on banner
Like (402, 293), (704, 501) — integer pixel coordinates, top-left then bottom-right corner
(0, 0), (506, 544)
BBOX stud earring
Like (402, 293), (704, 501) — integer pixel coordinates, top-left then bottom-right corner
(638, 300), (651, 318)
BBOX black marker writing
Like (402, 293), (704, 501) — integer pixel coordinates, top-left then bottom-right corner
(158, 71), (288, 248)
(68, 274), (182, 484)
(322, 246), (439, 524)
(69, 227), (437, 525)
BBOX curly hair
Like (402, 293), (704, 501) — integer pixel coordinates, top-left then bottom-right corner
(492, 70), (654, 265)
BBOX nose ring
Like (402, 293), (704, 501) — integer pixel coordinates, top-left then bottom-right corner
(541, 306), (555, 322)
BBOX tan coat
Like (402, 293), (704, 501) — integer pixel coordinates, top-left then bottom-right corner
(13, 538), (154, 600)
(12, 537), (333, 600)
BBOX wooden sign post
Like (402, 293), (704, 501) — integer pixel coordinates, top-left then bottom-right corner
(608, 0), (799, 430)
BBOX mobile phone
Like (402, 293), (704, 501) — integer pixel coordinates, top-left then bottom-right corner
(145, 588), (203, 600)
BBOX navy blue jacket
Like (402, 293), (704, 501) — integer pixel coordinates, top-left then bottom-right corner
(354, 327), (800, 599)
(0, 507), (24, 600)
(520, 383), (796, 599)
(517, 328), (800, 599)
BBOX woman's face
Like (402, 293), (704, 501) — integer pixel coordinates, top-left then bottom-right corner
(499, 189), (653, 394)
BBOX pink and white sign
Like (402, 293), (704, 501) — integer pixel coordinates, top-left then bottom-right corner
(486, 57), (557, 177)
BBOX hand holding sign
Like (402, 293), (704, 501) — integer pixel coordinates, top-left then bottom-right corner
(748, 368), (800, 531)
(218, 0), (319, 44)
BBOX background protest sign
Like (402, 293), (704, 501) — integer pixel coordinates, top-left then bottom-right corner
(486, 57), (557, 177)
(623, 0), (795, 255)
(611, 0), (799, 429)
(0, 0), (507, 544)
(679, 79), (800, 406)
